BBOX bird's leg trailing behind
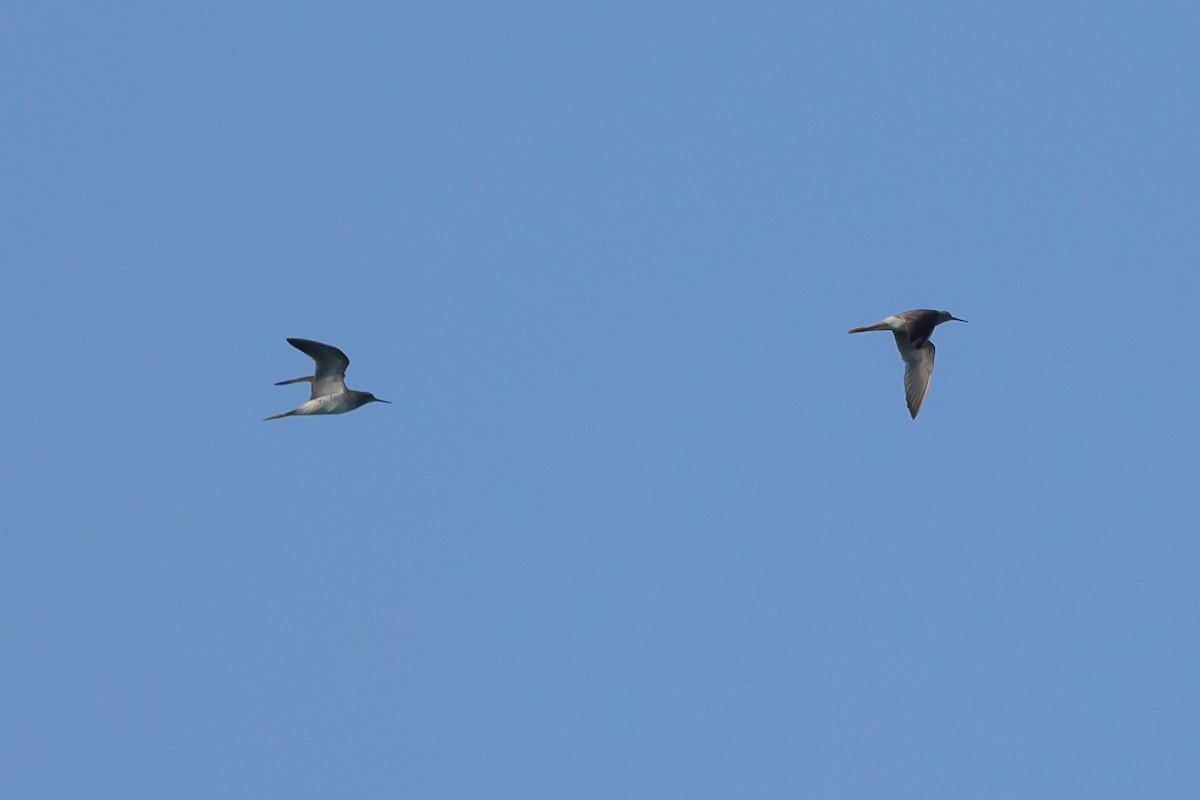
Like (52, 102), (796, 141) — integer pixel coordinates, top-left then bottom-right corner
(848, 315), (907, 335)
(848, 322), (891, 334)
(274, 376), (314, 387)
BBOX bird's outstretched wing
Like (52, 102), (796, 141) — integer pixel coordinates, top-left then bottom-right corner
(286, 338), (350, 399)
(893, 333), (935, 419)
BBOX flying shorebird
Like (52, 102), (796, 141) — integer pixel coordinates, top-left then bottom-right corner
(848, 310), (966, 419)
(264, 338), (391, 420)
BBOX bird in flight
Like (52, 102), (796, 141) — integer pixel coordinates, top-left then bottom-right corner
(848, 310), (965, 418)
(264, 338), (391, 420)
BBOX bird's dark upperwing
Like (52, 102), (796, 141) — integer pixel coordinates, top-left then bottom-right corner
(901, 310), (939, 348)
(286, 338), (350, 398)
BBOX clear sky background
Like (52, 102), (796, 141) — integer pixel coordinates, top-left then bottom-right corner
(4, 1), (1198, 797)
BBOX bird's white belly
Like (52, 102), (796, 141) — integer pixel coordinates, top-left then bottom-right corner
(297, 396), (353, 415)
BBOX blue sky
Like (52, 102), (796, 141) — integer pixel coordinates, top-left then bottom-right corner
(4, 1), (1198, 797)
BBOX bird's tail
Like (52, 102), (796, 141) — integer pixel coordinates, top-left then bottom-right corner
(274, 375), (314, 386)
(848, 323), (888, 334)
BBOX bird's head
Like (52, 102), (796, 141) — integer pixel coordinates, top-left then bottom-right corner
(360, 392), (392, 406)
(937, 311), (967, 325)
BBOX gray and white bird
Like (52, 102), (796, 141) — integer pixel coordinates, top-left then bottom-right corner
(848, 310), (965, 418)
(264, 338), (391, 420)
